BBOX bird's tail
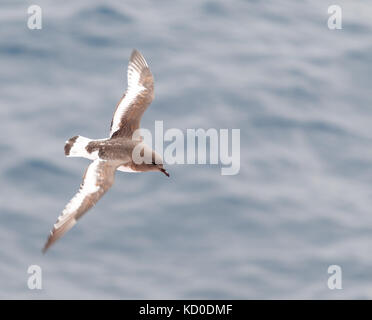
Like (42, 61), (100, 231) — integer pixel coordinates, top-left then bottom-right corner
(64, 135), (93, 158)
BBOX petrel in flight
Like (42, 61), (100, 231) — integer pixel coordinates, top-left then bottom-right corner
(43, 50), (169, 253)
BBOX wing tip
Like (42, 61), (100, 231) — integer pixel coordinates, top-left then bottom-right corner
(42, 217), (78, 254)
(130, 49), (148, 69)
(42, 236), (52, 254)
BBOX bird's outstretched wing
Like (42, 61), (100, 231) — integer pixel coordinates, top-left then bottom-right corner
(110, 49), (154, 138)
(43, 159), (118, 253)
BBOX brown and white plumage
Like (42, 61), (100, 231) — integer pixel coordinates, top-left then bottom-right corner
(110, 49), (154, 138)
(43, 49), (169, 253)
(43, 159), (118, 253)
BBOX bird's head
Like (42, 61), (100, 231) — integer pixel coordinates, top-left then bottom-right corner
(152, 151), (169, 177)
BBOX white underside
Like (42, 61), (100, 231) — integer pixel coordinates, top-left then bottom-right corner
(117, 165), (138, 173)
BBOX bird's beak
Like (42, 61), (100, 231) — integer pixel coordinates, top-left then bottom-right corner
(160, 168), (170, 177)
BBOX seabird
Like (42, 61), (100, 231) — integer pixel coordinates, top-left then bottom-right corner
(43, 49), (169, 253)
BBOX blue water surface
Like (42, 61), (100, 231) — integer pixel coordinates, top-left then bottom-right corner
(1, 0), (372, 299)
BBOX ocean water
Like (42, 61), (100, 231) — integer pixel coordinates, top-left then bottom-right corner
(1, 0), (372, 299)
